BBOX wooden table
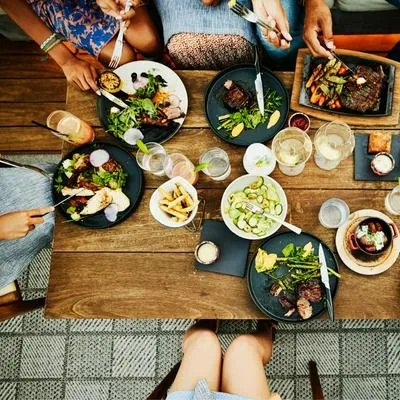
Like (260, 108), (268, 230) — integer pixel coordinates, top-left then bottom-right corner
(45, 71), (400, 319)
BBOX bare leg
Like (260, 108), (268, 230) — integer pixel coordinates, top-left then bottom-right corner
(169, 327), (222, 392)
(123, 6), (162, 56)
(98, 37), (136, 66)
(221, 325), (274, 400)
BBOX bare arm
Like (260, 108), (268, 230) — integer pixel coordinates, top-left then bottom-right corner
(0, 0), (99, 92)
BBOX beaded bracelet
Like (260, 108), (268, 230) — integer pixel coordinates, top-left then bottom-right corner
(40, 33), (63, 53)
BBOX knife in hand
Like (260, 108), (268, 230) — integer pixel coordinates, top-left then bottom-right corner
(254, 47), (264, 117)
(100, 89), (128, 109)
(319, 243), (334, 322)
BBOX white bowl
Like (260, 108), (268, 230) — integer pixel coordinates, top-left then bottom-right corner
(243, 143), (276, 176)
(150, 177), (198, 228)
(221, 174), (288, 240)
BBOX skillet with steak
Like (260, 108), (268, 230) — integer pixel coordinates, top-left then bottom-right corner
(340, 65), (385, 113)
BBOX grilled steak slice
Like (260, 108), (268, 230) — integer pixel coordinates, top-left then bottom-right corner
(223, 80), (253, 110)
(341, 65), (385, 113)
(297, 279), (322, 303)
(279, 296), (296, 317)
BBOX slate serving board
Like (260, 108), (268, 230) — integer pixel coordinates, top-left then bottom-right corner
(354, 133), (400, 181)
(194, 220), (250, 277)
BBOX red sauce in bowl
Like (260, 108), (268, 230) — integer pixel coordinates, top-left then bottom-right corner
(289, 113), (310, 132)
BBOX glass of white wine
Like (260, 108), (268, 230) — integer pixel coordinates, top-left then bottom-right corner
(271, 127), (313, 176)
(385, 185), (400, 216)
(314, 121), (354, 171)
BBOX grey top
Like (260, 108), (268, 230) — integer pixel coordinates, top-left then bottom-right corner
(0, 167), (54, 288)
(153, 0), (256, 44)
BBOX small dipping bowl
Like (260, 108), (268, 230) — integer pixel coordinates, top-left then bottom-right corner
(371, 152), (395, 176)
(195, 241), (220, 265)
(288, 112), (310, 133)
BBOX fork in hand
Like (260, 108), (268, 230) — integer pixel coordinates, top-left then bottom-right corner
(108, 0), (132, 69)
(228, 0), (281, 37)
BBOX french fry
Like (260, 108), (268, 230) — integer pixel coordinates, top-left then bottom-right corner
(159, 199), (170, 206)
(167, 194), (186, 209)
(158, 188), (173, 201)
(160, 205), (188, 220)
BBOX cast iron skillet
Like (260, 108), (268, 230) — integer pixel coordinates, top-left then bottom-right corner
(247, 231), (339, 323)
(300, 54), (395, 116)
(205, 64), (289, 146)
(52, 141), (143, 228)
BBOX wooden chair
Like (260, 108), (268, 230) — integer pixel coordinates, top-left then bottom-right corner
(309, 360), (325, 400)
(146, 361), (181, 400)
(0, 281), (45, 322)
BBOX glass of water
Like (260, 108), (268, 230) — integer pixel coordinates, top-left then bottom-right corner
(199, 147), (231, 181)
(136, 142), (167, 176)
(385, 186), (400, 215)
(319, 198), (350, 229)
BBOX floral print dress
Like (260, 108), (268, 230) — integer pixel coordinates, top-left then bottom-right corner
(25, 0), (119, 58)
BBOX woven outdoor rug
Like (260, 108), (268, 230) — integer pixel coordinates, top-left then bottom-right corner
(0, 155), (399, 400)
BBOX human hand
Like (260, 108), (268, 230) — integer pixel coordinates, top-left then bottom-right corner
(0, 206), (54, 240)
(60, 57), (100, 94)
(96, 0), (139, 22)
(303, 0), (335, 58)
(252, 0), (292, 49)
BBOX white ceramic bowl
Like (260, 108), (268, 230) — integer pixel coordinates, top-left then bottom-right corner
(150, 176), (198, 228)
(221, 174), (288, 240)
(243, 143), (276, 176)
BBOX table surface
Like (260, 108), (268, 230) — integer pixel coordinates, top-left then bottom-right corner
(45, 70), (400, 319)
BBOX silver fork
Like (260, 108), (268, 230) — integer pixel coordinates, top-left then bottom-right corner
(108, 0), (132, 69)
(229, 0), (281, 37)
(244, 202), (302, 235)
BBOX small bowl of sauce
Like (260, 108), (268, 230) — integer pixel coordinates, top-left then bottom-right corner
(195, 241), (220, 265)
(371, 152), (395, 176)
(288, 112), (310, 132)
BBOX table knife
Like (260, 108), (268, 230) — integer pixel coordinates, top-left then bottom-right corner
(254, 48), (264, 116)
(100, 89), (128, 109)
(319, 244), (334, 321)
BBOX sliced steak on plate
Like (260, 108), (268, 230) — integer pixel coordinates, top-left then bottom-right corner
(340, 65), (385, 113)
(223, 80), (253, 110)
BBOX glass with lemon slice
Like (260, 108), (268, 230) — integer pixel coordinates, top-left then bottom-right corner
(272, 127), (313, 176)
(47, 110), (95, 145)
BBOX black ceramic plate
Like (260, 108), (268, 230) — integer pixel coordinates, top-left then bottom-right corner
(96, 95), (181, 149)
(205, 64), (289, 146)
(52, 142), (143, 228)
(247, 231), (339, 323)
(300, 54), (395, 116)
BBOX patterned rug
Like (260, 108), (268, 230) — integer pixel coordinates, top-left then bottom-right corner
(1, 155), (399, 400)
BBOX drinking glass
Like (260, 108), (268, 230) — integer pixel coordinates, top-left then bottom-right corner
(314, 121), (355, 171)
(136, 142), (167, 176)
(47, 110), (95, 145)
(198, 147), (231, 181)
(319, 198), (350, 229)
(385, 186), (400, 216)
(271, 127), (313, 176)
(163, 153), (198, 185)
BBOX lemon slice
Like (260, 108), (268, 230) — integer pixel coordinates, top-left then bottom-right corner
(231, 122), (244, 137)
(267, 110), (281, 129)
(57, 116), (81, 137)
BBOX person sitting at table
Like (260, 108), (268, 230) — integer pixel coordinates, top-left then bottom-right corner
(0, 0), (162, 93)
(166, 319), (281, 400)
(0, 165), (54, 289)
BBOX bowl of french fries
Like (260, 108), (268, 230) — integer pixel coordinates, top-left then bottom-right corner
(150, 176), (199, 228)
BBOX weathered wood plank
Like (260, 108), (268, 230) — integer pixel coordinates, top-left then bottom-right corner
(0, 102), (65, 126)
(0, 127), (63, 152)
(0, 39), (41, 55)
(76, 127), (399, 191)
(53, 188), (399, 253)
(46, 250), (400, 319)
(0, 79), (66, 102)
(0, 55), (63, 78)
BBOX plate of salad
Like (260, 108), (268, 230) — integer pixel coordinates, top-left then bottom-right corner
(247, 231), (340, 323)
(96, 60), (188, 148)
(205, 64), (289, 146)
(52, 142), (143, 228)
(221, 175), (287, 240)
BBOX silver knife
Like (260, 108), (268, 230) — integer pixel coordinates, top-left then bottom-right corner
(33, 188), (86, 217)
(100, 89), (128, 109)
(319, 244), (334, 321)
(254, 48), (264, 116)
